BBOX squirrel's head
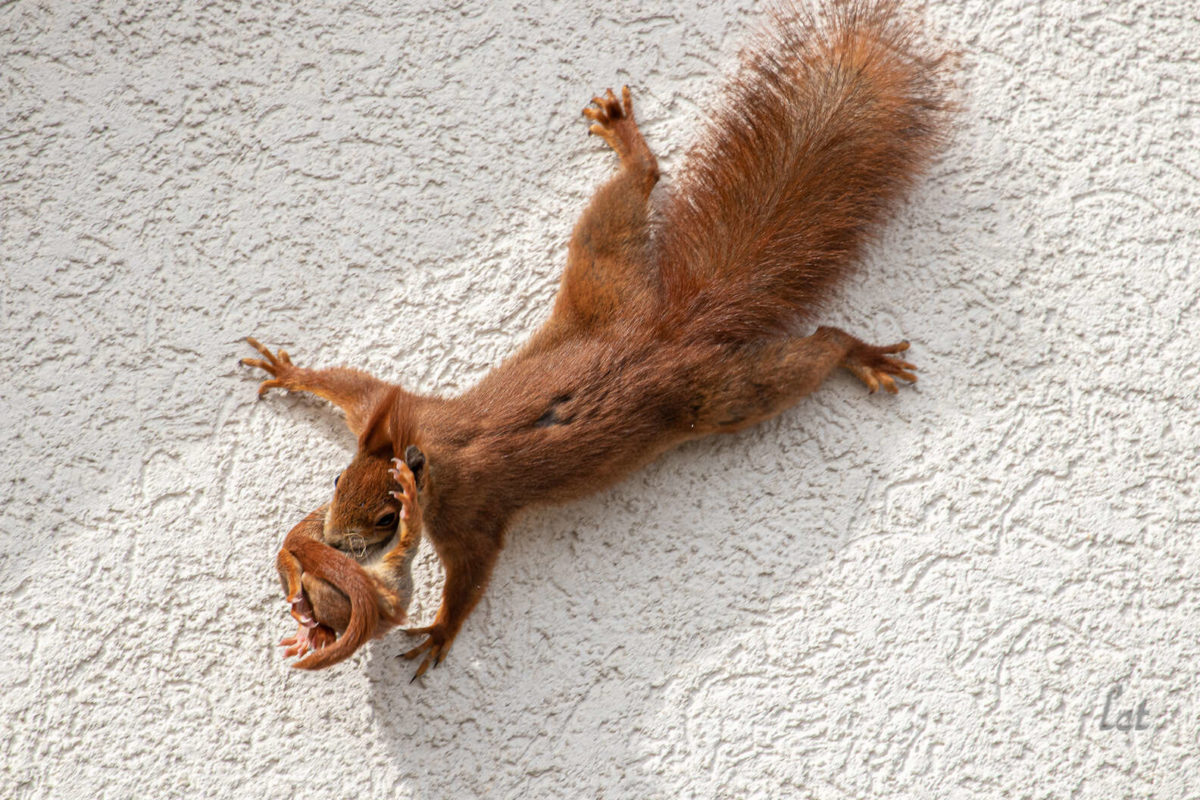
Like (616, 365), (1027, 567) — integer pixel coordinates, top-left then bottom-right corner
(324, 391), (427, 599)
(325, 453), (404, 555)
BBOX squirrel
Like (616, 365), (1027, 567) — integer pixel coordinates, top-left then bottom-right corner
(271, 455), (422, 670)
(242, 0), (948, 678)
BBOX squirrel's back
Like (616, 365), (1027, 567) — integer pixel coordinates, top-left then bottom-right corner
(656, 0), (949, 342)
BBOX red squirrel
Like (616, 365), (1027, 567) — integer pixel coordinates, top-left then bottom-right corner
(271, 456), (421, 670)
(243, 0), (948, 678)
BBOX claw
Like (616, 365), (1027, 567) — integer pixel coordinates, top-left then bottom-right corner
(400, 625), (449, 682)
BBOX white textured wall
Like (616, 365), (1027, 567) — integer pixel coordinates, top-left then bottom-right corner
(3, 1), (1198, 797)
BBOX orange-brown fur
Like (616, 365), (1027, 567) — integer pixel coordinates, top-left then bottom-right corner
(271, 459), (422, 670)
(244, 1), (948, 677)
(274, 511), (399, 670)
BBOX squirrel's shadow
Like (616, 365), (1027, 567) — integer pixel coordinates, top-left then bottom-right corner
(360, 387), (902, 796)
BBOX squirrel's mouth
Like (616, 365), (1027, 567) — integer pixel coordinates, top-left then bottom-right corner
(338, 534), (391, 563)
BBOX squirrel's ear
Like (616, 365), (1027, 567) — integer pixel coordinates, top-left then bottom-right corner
(404, 444), (426, 484)
(358, 398), (395, 458)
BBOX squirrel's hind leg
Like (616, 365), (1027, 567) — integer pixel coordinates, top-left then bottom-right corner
(537, 87), (660, 340)
(583, 86), (657, 176)
(693, 327), (918, 435)
(276, 544), (339, 657)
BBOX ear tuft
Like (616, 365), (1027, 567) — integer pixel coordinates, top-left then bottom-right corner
(404, 444), (426, 482)
(358, 393), (397, 458)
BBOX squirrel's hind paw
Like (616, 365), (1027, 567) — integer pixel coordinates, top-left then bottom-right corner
(841, 341), (918, 395)
(280, 621), (336, 660)
(583, 86), (630, 124)
(582, 86), (638, 156)
(280, 590), (338, 661)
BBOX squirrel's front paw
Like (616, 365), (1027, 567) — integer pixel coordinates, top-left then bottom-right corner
(388, 457), (422, 532)
(841, 341), (918, 395)
(241, 337), (300, 397)
(402, 624), (454, 683)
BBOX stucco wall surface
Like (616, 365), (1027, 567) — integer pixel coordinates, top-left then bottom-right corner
(3, 1), (1199, 797)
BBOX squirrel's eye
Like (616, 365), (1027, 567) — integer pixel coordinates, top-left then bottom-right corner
(334, 475), (340, 488)
(375, 512), (397, 529)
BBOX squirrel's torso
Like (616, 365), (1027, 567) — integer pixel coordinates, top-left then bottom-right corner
(418, 325), (724, 520)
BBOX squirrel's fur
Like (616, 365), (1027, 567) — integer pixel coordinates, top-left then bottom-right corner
(244, 0), (949, 677)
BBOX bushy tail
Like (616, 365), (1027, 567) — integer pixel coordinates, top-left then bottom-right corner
(277, 515), (399, 671)
(656, 0), (950, 341)
(291, 543), (386, 670)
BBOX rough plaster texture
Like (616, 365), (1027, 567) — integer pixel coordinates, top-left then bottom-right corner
(2, 0), (1199, 797)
